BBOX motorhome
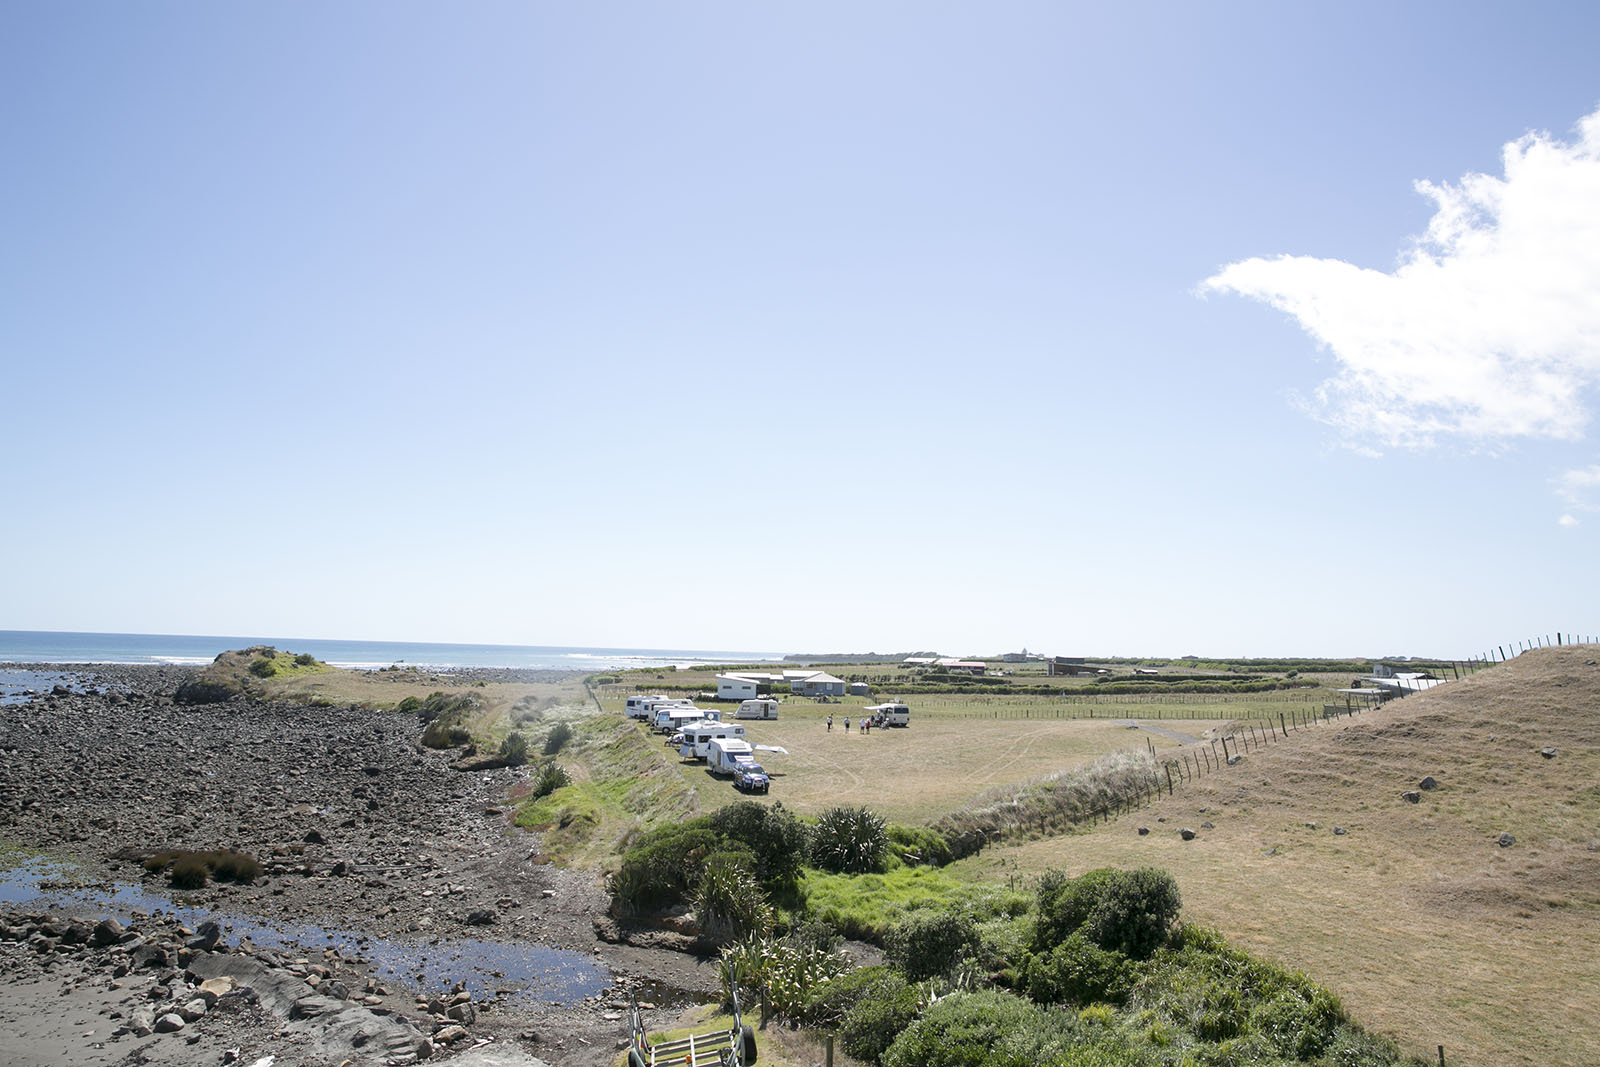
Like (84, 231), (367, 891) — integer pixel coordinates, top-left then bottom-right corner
(654, 706), (716, 733)
(626, 695), (693, 720)
(734, 699), (779, 720)
(677, 722), (748, 760)
(707, 737), (758, 777)
(863, 702), (911, 727)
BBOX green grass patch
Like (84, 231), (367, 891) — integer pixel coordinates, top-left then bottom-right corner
(799, 864), (993, 943)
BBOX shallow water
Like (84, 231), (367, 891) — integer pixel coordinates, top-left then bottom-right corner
(0, 668), (90, 706)
(0, 857), (610, 1004)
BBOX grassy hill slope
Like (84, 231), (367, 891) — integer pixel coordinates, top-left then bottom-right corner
(961, 646), (1600, 1067)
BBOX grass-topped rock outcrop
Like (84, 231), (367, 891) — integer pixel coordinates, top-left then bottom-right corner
(174, 646), (329, 704)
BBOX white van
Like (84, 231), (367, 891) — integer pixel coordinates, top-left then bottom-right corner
(734, 699), (779, 720)
(863, 702), (911, 727)
(707, 737), (757, 777)
(678, 722), (748, 760)
(625, 695), (670, 719)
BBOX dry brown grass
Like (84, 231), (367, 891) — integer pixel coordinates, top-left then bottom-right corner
(954, 646), (1600, 1067)
(616, 696), (1235, 824)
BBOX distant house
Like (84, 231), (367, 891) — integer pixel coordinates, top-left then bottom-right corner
(938, 659), (988, 675)
(793, 672), (846, 697)
(1047, 657), (1088, 676)
(717, 674), (758, 700)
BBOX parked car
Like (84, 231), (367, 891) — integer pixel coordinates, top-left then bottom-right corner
(732, 762), (769, 794)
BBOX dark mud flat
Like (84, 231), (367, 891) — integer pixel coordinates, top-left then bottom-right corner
(0, 666), (719, 1067)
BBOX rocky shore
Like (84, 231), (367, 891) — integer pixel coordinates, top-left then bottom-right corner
(0, 665), (721, 1067)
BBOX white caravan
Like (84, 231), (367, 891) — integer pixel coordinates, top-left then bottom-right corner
(707, 737), (758, 777)
(734, 699), (780, 720)
(654, 706), (716, 733)
(678, 722), (749, 760)
(863, 702), (911, 727)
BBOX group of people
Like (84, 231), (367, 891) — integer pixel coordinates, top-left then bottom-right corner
(825, 714), (877, 734)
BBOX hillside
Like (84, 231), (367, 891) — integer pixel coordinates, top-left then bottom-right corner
(965, 646), (1600, 1067)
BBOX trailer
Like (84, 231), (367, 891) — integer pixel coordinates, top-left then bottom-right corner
(734, 698), (779, 720)
(628, 989), (756, 1067)
(677, 722), (749, 760)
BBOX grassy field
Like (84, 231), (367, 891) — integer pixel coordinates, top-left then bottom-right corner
(952, 647), (1600, 1067)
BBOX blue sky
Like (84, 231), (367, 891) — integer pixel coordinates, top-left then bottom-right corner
(4, 2), (1598, 658)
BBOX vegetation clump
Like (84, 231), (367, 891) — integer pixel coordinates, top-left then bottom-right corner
(810, 805), (889, 874)
(141, 848), (262, 889)
(543, 721), (574, 755)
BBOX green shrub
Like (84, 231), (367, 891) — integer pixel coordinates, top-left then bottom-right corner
(611, 824), (723, 916)
(170, 855), (210, 889)
(881, 990), (1051, 1067)
(886, 909), (981, 981)
(1023, 932), (1132, 1006)
(543, 721), (574, 755)
(886, 824), (952, 866)
(711, 800), (809, 892)
(804, 965), (904, 1026)
(499, 732), (529, 766)
(718, 933), (853, 1023)
(248, 657), (276, 678)
(840, 978), (925, 1064)
(1034, 867), (1181, 960)
(810, 805), (889, 874)
(395, 695), (423, 714)
(294, 652), (316, 666)
(530, 759), (570, 800)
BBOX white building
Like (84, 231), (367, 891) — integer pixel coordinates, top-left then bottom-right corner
(716, 674), (759, 700)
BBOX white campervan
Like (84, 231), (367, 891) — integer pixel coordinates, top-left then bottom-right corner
(677, 722), (748, 760)
(625, 695), (669, 719)
(707, 737), (757, 777)
(734, 699), (779, 720)
(864, 702), (911, 727)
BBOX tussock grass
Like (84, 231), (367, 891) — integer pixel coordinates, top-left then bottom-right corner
(933, 750), (1163, 858)
(140, 848), (262, 888)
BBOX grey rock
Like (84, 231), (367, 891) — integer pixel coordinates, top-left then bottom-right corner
(1137, 826), (1149, 836)
(154, 1012), (186, 1033)
(1401, 791), (1421, 804)
(1498, 832), (1516, 848)
(178, 997), (208, 1023)
(1333, 826), (1347, 835)
(91, 917), (125, 946)
(1419, 776), (1438, 790)
(1226, 754), (1243, 766)
(1179, 827), (1196, 841)
(465, 908), (498, 926)
(1540, 748), (1558, 759)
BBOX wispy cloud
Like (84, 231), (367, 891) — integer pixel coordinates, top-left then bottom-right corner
(1555, 463), (1600, 511)
(1559, 514), (1580, 527)
(1203, 106), (1600, 450)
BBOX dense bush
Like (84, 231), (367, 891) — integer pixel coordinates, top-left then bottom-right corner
(248, 657), (276, 678)
(881, 990), (1057, 1067)
(719, 933), (853, 1022)
(839, 977), (925, 1063)
(142, 849), (260, 888)
(804, 964), (904, 1027)
(543, 721), (574, 755)
(1035, 868), (1181, 960)
(1023, 932), (1132, 1006)
(611, 824), (724, 916)
(810, 805), (889, 874)
(886, 909), (981, 981)
(711, 800), (809, 891)
(294, 652), (317, 666)
(886, 823), (952, 866)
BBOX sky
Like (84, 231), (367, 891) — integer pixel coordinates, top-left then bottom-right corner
(3, 2), (1599, 659)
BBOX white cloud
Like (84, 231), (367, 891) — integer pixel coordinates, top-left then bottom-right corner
(1203, 106), (1600, 449)
(1555, 463), (1600, 511)
(1559, 514), (1580, 527)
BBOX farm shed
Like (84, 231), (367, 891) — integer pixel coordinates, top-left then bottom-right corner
(847, 681), (871, 695)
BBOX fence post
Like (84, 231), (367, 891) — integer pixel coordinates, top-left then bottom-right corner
(1165, 764), (1174, 794)
(826, 1035), (834, 1067)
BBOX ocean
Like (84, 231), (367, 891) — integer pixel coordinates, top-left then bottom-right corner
(0, 629), (785, 672)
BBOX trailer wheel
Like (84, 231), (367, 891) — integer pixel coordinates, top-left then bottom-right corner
(740, 1023), (757, 1063)
(629, 1050), (646, 1067)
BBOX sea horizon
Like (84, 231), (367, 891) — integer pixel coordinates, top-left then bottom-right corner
(0, 629), (787, 672)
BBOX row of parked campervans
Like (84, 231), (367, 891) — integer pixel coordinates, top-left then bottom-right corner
(622, 694), (778, 792)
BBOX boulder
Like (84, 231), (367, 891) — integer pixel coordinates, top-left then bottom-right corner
(1179, 827), (1197, 841)
(1498, 832), (1516, 848)
(91, 917), (126, 946)
(465, 909), (497, 927)
(154, 1012), (186, 1033)
(1419, 776), (1438, 790)
(1401, 791), (1421, 804)
(1540, 748), (1558, 759)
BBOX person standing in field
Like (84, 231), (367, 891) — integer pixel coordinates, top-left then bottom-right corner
(826, 715), (833, 732)
(844, 717), (850, 732)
